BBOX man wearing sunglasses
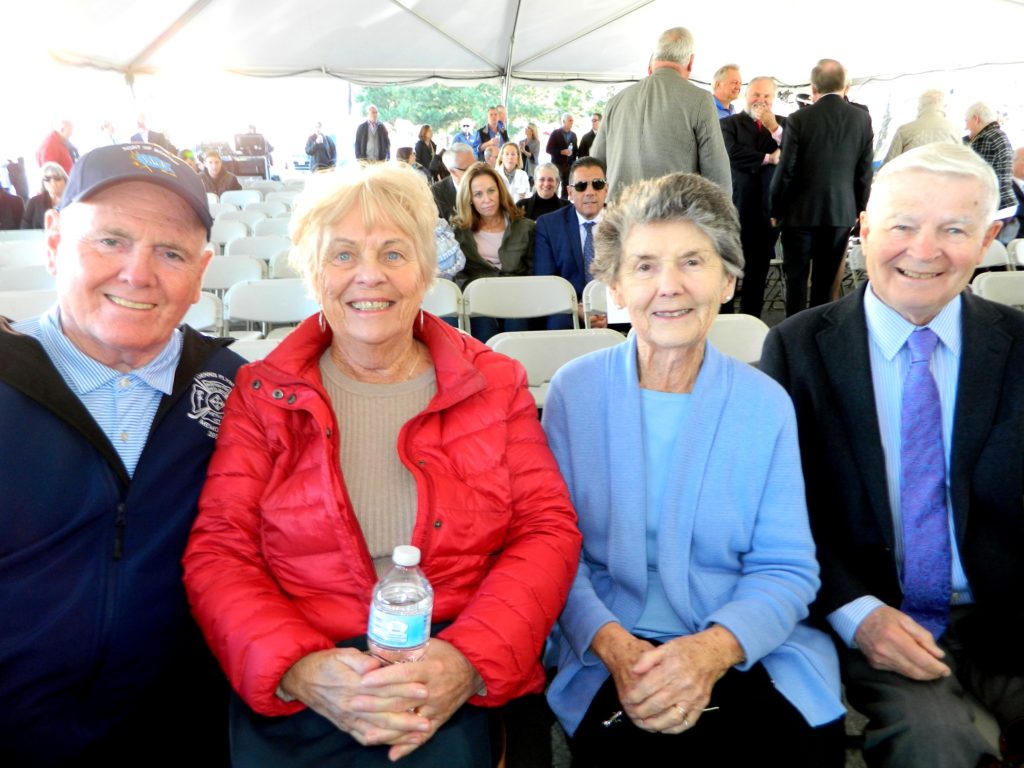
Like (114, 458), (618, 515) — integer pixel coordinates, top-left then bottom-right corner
(454, 118), (481, 157)
(534, 157), (610, 329)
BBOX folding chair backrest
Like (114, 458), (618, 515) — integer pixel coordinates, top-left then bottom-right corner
(269, 250), (300, 279)
(0, 228), (46, 242)
(0, 240), (47, 268)
(0, 264), (56, 291)
(202, 256), (266, 294)
(245, 201), (288, 217)
(209, 202), (239, 219)
(225, 278), (318, 327)
(215, 209), (266, 230)
(0, 289), (57, 321)
(229, 338), (282, 361)
(707, 313), (771, 365)
(220, 189), (262, 207)
(182, 292), (223, 333)
(421, 279), (463, 329)
(225, 235), (292, 261)
(971, 271), (1024, 308)
(979, 239), (1011, 270)
(486, 328), (624, 407)
(266, 191), (299, 208)
(581, 279), (608, 328)
(254, 217), (291, 237)
(210, 219), (250, 254)
(464, 275), (578, 326)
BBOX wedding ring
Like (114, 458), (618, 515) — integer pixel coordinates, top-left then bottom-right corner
(674, 704), (687, 719)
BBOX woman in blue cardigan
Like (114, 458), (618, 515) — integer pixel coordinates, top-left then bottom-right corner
(542, 173), (846, 766)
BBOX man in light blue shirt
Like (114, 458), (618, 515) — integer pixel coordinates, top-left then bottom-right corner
(762, 143), (1024, 768)
(0, 143), (243, 764)
(712, 64), (741, 119)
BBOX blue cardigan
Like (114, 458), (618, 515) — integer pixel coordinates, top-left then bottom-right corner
(541, 335), (845, 735)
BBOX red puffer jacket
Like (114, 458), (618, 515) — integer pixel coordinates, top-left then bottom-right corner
(183, 312), (580, 717)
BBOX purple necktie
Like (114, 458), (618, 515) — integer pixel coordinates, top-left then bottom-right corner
(899, 327), (951, 639)
(583, 221), (596, 279)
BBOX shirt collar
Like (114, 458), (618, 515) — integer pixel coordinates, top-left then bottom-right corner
(864, 282), (962, 361)
(40, 306), (182, 396)
(575, 209), (603, 228)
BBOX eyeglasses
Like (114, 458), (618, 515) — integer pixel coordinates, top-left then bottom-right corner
(572, 179), (607, 192)
(461, 124), (471, 129)
(43, 175), (64, 182)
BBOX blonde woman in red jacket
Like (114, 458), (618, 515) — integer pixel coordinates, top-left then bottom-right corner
(183, 162), (580, 768)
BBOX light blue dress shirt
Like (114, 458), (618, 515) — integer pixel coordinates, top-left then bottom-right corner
(14, 307), (182, 477)
(827, 286), (973, 646)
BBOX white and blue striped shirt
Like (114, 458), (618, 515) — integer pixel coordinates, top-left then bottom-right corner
(827, 286), (973, 647)
(14, 306), (182, 477)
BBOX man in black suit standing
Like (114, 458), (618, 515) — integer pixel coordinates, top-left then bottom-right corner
(770, 59), (873, 316)
(720, 76), (785, 318)
(546, 113), (578, 199)
(131, 114), (177, 155)
(762, 143), (1024, 768)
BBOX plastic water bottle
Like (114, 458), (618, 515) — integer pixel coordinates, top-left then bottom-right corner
(367, 545), (433, 663)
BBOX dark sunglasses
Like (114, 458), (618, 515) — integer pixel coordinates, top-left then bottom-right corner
(43, 175), (64, 182)
(572, 179), (607, 192)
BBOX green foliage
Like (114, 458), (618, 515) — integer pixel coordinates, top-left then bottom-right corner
(356, 82), (615, 140)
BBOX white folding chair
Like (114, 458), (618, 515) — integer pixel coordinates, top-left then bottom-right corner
(268, 250), (299, 279)
(707, 313), (771, 365)
(202, 256), (267, 296)
(0, 264), (56, 291)
(487, 329), (624, 408)
(245, 201), (288, 217)
(978, 239), (1012, 271)
(220, 189), (262, 207)
(845, 238), (866, 288)
(210, 219), (250, 255)
(0, 289), (57, 321)
(0, 240), (47, 268)
(971, 271), (1024, 309)
(266, 191), (299, 209)
(1007, 238), (1024, 270)
(421, 279), (464, 330)
(247, 180), (284, 195)
(225, 235), (292, 262)
(229, 338), (282, 361)
(581, 279), (607, 328)
(0, 229), (46, 242)
(224, 278), (318, 337)
(206, 192), (219, 208)
(282, 179), (307, 191)
(182, 292), (224, 334)
(254, 217), (291, 237)
(215, 208), (267, 231)
(463, 275), (579, 328)
(208, 201), (240, 219)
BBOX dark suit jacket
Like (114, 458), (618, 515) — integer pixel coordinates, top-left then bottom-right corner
(546, 129), (578, 170)
(721, 112), (786, 227)
(431, 176), (457, 221)
(761, 285), (1024, 670)
(769, 94), (873, 227)
(534, 205), (587, 295)
(131, 131), (176, 155)
(354, 121), (390, 161)
(475, 126), (509, 161)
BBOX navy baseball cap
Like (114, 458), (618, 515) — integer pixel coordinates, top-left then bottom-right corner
(60, 143), (213, 237)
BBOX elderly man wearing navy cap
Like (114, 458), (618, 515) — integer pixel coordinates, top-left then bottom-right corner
(0, 143), (243, 765)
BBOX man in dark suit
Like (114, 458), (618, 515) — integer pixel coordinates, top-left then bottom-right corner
(475, 106), (509, 163)
(720, 76), (786, 318)
(353, 105), (390, 162)
(534, 157), (608, 329)
(546, 113), (578, 199)
(430, 142), (476, 221)
(130, 114), (177, 155)
(761, 143), (1024, 768)
(769, 59), (873, 316)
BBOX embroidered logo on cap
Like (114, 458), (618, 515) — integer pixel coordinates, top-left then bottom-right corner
(130, 150), (177, 178)
(188, 371), (234, 438)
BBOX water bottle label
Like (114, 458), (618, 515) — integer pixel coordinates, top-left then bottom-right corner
(368, 608), (429, 649)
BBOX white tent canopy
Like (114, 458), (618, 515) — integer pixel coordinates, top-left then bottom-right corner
(19, 0), (1024, 89)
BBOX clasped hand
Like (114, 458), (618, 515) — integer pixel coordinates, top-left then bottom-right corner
(280, 638), (481, 760)
(592, 623), (743, 735)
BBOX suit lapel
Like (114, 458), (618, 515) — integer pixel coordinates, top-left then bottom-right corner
(562, 206), (585, 278)
(817, 288), (895, 546)
(950, 293), (1012, 542)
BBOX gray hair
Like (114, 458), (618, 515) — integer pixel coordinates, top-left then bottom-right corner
(653, 27), (694, 65)
(449, 141), (475, 156)
(966, 101), (996, 125)
(918, 89), (947, 114)
(536, 162), (561, 179)
(592, 173), (744, 284)
(560, 112), (573, 123)
(811, 59), (846, 94)
(713, 64), (740, 85)
(868, 142), (999, 224)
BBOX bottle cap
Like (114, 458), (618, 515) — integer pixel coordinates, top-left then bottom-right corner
(393, 545), (421, 567)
